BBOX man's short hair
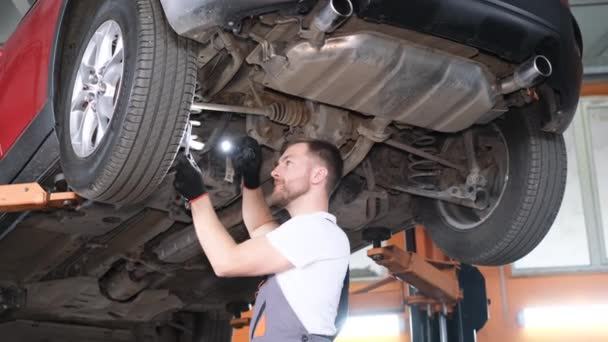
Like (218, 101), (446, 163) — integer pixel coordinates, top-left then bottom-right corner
(284, 139), (344, 194)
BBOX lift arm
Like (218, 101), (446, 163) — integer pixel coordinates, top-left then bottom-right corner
(368, 245), (462, 305)
(0, 183), (79, 213)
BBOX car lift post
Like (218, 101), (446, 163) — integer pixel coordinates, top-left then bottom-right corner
(351, 226), (488, 342)
(0, 182), (79, 213)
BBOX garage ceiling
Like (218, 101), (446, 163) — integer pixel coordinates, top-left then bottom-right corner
(571, 0), (608, 81)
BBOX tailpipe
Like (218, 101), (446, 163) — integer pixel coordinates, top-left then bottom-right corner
(499, 55), (553, 94)
(312, 0), (354, 33)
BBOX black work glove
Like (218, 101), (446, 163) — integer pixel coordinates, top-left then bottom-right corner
(173, 153), (208, 202)
(231, 136), (262, 189)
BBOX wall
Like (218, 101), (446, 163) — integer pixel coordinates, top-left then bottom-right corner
(477, 266), (608, 342)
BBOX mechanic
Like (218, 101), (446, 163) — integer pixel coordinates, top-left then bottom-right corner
(173, 137), (350, 342)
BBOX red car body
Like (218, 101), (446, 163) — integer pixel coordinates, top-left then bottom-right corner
(0, 0), (63, 173)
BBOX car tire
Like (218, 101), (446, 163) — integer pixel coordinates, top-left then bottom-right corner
(56, 0), (197, 205)
(416, 107), (567, 265)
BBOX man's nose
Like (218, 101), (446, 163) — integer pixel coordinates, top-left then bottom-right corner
(270, 165), (280, 179)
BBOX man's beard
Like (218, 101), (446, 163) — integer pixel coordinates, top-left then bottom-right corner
(270, 181), (308, 208)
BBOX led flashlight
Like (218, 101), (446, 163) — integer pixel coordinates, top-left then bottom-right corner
(220, 140), (233, 154)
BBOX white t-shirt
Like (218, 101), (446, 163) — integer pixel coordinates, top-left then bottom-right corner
(265, 211), (350, 336)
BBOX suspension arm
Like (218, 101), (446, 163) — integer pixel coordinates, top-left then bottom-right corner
(384, 139), (466, 172)
(389, 185), (487, 210)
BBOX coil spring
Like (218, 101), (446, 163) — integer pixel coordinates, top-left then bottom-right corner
(407, 134), (441, 190)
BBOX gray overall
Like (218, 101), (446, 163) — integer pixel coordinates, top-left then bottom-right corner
(250, 275), (343, 342)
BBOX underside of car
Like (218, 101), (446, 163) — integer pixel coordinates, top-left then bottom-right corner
(0, 0), (582, 340)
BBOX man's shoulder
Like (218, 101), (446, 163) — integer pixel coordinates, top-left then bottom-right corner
(283, 213), (341, 230)
(278, 212), (349, 250)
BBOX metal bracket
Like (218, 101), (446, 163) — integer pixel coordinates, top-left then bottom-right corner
(389, 184), (487, 210)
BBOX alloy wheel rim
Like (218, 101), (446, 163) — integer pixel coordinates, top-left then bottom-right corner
(69, 20), (124, 158)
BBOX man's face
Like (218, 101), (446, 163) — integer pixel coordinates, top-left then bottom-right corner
(270, 143), (314, 208)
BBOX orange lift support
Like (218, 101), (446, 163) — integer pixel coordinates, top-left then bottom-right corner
(0, 182), (79, 213)
(349, 226), (488, 342)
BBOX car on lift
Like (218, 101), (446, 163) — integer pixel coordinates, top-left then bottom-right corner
(0, 0), (582, 340)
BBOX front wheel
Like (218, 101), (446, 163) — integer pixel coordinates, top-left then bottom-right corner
(56, 0), (197, 205)
(416, 108), (567, 265)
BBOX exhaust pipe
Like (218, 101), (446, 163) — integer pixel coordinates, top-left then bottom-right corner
(499, 55), (553, 94)
(312, 0), (354, 33)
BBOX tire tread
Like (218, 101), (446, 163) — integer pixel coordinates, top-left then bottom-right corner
(87, 0), (196, 205)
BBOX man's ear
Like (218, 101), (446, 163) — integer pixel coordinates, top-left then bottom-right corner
(311, 166), (328, 186)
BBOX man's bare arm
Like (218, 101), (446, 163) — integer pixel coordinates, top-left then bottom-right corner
(190, 196), (291, 277)
(242, 187), (278, 238)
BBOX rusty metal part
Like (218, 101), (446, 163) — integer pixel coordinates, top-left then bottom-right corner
(388, 185), (487, 210)
(0, 183), (79, 213)
(191, 102), (266, 116)
(266, 102), (309, 126)
(406, 134), (441, 190)
(191, 101), (309, 126)
(201, 31), (245, 100)
(367, 245), (462, 304)
(385, 139), (465, 172)
(303, 103), (353, 147)
(332, 189), (389, 231)
(342, 117), (391, 175)
(159, 0), (299, 41)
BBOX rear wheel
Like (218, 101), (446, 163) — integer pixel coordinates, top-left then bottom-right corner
(416, 108), (567, 265)
(56, 0), (197, 205)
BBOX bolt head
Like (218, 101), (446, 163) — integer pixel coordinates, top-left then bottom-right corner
(88, 74), (99, 84)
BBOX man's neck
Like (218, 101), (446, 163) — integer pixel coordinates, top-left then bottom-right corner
(286, 192), (329, 217)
